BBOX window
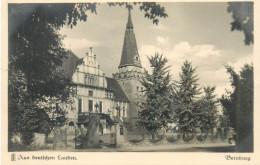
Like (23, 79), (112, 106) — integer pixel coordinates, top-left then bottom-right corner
(140, 87), (143, 96)
(137, 86), (139, 92)
(89, 100), (93, 112)
(99, 101), (103, 113)
(124, 74), (127, 78)
(69, 122), (75, 131)
(120, 125), (124, 135)
(89, 90), (93, 97)
(78, 98), (82, 113)
(136, 56), (138, 61)
(123, 107), (126, 117)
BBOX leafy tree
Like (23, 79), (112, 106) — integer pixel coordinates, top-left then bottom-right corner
(138, 54), (172, 140)
(172, 60), (201, 138)
(220, 64), (253, 152)
(227, 2), (254, 45)
(8, 3), (168, 146)
(197, 86), (218, 134)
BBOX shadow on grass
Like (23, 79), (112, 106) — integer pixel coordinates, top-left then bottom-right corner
(133, 145), (236, 152)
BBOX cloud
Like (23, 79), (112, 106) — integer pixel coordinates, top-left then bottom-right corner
(156, 36), (170, 46)
(149, 23), (169, 31)
(63, 37), (101, 51)
(227, 54), (253, 72)
(139, 41), (252, 98)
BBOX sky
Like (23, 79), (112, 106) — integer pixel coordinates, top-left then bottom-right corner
(59, 2), (253, 98)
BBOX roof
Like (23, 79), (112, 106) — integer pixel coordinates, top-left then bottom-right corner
(62, 50), (80, 80)
(118, 10), (142, 68)
(105, 77), (129, 102)
(126, 9), (133, 29)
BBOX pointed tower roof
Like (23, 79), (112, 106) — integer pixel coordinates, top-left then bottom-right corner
(118, 9), (142, 68)
(126, 9), (133, 29)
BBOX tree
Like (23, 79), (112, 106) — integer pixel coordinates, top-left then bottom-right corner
(220, 64), (253, 152)
(197, 86), (218, 134)
(227, 2), (254, 45)
(8, 3), (168, 146)
(172, 60), (201, 138)
(219, 65), (240, 132)
(138, 54), (172, 140)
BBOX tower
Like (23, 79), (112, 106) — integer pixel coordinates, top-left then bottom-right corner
(113, 9), (145, 133)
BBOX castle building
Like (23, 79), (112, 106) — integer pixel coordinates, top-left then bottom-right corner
(64, 9), (145, 145)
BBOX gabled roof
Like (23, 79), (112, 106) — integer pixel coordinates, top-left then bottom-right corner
(105, 77), (129, 102)
(62, 50), (80, 80)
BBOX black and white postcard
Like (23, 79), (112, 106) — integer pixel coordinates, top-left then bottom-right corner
(1, 0), (260, 164)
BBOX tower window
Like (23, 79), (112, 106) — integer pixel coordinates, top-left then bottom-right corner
(137, 86), (139, 92)
(123, 107), (126, 117)
(116, 106), (121, 117)
(136, 56), (138, 61)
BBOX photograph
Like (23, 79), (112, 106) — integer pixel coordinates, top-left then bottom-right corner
(2, 1), (258, 164)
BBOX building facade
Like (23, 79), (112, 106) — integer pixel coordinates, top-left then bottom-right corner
(64, 9), (145, 145)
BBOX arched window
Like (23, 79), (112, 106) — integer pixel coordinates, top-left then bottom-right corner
(69, 121), (75, 131)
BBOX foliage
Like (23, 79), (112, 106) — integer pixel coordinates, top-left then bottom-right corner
(197, 86), (218, 133)
(108, 2), (168, 25)
(8, 3), (168, 146)
(227, 2), (254, 45)
(219, 65), (240, 131)
(172, 60), (201, 133)
(218, 108), (230, 129)
(138, 54), (172, 138)
(220, 64), (253, 152)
